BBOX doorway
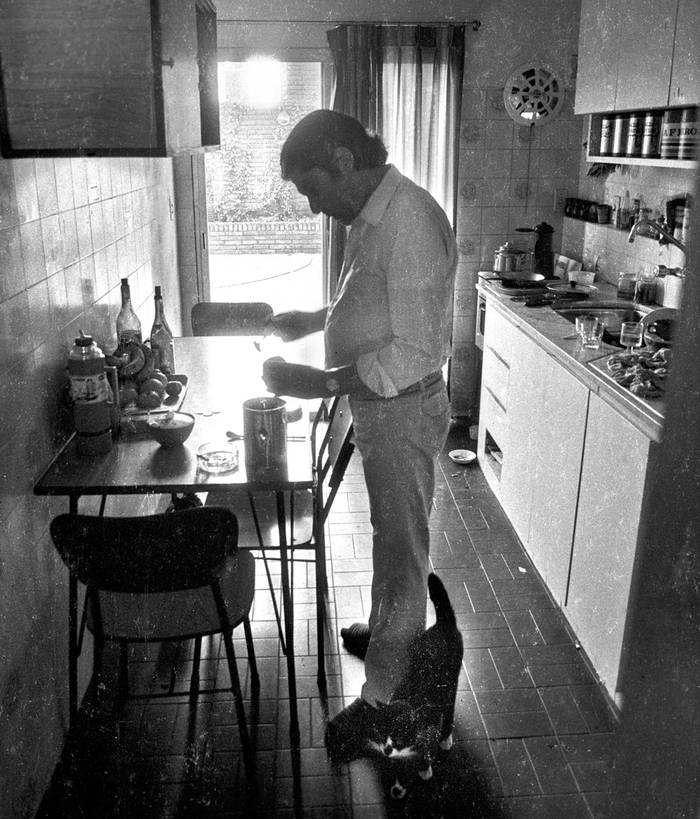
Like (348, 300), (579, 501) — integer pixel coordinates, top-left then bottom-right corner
(205, 59), (324, 321)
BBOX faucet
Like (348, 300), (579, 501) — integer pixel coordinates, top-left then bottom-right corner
(628, 217), (688, 259)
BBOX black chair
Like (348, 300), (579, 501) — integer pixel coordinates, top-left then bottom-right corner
(49, 506), (259, 752)
(230, 395), (355, 684)
(191, 301), (273, 336)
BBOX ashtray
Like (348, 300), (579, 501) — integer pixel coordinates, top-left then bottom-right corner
(448, 449), (477, 465)
(196, 442), (239, 474)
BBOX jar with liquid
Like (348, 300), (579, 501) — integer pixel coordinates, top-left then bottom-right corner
(617, 271), (637, 300)
(634, 269), (657, 305)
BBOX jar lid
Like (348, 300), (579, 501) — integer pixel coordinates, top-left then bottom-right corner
(74, 335), (94, 346)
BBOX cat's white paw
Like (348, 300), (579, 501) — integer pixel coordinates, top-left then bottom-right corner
(419, 764), (433, 780)
(439, 733), (454, 751)
(390, 780), (406, 799)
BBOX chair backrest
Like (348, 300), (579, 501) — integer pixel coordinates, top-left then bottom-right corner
(312, 395), (354, 523)
(50, 506), (239, 594)
(191, 302), (273, 336)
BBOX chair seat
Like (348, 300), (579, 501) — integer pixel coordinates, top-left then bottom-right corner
(88, 551), (256, 642)
(215, 490), (315, 551)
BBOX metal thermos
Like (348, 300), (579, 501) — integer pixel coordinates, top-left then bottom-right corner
(243, 397), (288, 479)
(533, 222), (554, 278)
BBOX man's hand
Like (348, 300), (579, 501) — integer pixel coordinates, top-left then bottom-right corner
(263, 357), (330, 399)
(269, 308), (327, 342)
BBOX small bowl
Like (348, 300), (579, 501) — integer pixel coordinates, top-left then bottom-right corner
(147, 411), (195, 448)
(448, 449), (477, 465)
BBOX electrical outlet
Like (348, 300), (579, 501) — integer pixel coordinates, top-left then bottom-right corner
(554, 188), (567, 211)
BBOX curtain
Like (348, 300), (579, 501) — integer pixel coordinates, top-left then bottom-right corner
(324, 23), (465, 300)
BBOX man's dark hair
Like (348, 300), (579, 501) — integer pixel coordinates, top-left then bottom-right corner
(280, 110), (388, 178)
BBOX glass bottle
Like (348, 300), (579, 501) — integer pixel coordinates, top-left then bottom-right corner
(620, 190), (632, 229)
(116, 278), (142, 344)
(150, 285), (175, 374)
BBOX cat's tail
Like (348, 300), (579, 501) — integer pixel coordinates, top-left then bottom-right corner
(428, 572), (457, 627)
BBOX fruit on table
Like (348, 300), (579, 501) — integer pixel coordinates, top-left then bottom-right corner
(140, 377), (166, 397)
(165, 380), (183, 396)
(119, 386), (139, 407)
(151, 370), (168, 386)
(136, 390), (162, 410)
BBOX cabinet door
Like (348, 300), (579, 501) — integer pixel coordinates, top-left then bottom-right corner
(0, 0), (158, 155)
(526, 354), (588, 605)
(615, 0), (678, 111)
(498, 329), (541, 545)
(0, 0), (218, 157)
(669, 0), (700, 106)
(574, 0), (621, 114)
(565, 393), (650, 702)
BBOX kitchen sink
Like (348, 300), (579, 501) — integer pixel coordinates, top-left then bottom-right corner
(551, 301), (653, 347)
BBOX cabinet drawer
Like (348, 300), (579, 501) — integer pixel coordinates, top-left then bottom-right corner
(480, 387), (508, 449)
(482, 345), (510, 409)
(483, 306), (515, 364)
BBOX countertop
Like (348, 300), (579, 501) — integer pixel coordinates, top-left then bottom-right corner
(476, 278), (665, 442)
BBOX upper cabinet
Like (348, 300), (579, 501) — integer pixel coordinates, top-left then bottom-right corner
(0, 0), (220, 157)
(669, 0), (700, 106)
(575, 0), (699, 114)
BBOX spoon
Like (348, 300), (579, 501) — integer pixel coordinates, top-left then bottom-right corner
(226, 430), (243, 441)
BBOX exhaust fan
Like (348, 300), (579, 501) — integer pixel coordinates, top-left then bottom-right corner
(503, 63), (564, 126)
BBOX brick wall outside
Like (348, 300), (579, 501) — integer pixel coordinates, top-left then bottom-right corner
(208, 219), (321, 254)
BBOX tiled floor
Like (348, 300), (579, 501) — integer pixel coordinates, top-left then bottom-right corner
(38, 424), (616, 818)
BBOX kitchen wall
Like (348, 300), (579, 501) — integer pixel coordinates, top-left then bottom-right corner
(0, 155), (180, 815)
(565, 161), (693, 284)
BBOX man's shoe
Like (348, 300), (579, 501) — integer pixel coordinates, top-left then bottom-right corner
(325, 698), (376, 763)
(340, 623), (371, 660)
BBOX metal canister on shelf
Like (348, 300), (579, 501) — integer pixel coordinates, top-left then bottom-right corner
(678, 106), (698, 160)
(599, 115), (613, 156)
(641, 111), (662, 158)
(625, 112), (644, 157)
(660, 108), (684, 159)
(611, 114), (628, 157)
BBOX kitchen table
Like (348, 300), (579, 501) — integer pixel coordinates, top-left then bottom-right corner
(34, 335), (319, 749)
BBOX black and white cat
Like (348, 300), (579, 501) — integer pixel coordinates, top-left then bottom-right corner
(366, 572), (464, 800)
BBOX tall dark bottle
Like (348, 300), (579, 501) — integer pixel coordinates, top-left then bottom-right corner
(116, 278), (142, 345)
(150, 285), (175, 374)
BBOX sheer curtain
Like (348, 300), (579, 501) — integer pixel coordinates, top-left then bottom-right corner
(324, 23), (465, 299)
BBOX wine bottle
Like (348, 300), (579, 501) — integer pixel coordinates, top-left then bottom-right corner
(150, 285), (175, 374)
(116, 278), (142, 344)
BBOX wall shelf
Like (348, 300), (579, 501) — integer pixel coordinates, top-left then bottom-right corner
(587, 155), (697, 170)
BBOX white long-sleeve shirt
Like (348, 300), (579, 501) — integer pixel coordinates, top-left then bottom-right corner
(325, 165), (458, 398)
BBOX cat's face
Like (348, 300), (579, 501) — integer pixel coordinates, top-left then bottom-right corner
(366, 700), (420, 760)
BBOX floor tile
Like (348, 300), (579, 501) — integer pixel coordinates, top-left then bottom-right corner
(37, 448), (618, 818)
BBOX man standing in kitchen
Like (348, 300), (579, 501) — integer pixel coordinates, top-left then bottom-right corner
(263, 109), (457, 762)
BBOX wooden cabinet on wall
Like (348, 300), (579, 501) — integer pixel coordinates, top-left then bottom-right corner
(0, 0), (220, 157)
(565, 393), (650, 703)
(575, 0), (699, 114)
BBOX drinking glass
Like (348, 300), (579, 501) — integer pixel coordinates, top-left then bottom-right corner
(619, 321), (643, 353)
(579, 316), (605, 349)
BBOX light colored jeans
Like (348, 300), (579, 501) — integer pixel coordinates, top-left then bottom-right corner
(349, 377), (451, 706)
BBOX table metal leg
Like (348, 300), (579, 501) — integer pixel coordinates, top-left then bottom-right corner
(68, 494), (79, 727)
(276, 491), (300, 749)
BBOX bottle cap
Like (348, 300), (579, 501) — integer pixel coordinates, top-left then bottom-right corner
(74, 335), (94, 346)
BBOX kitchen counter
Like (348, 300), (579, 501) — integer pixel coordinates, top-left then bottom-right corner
(476, 279), (665, 442)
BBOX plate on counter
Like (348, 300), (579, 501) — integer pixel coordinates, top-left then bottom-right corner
(448, 449), (477, 465)
(545, 281), (598, 295)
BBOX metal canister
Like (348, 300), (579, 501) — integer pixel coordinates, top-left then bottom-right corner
(243, 396), (287, 479)
(599, 115), (613, 156)
(625, 112), (644, 157)
(611, 114), (628, 157)
(641, 111), (662, 158)
(660, 108), (684, 159)
(678, 106), (698, 160)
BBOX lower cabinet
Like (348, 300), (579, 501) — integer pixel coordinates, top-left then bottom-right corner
(565, 393), (650, 703)
(478, 300), (651, 702)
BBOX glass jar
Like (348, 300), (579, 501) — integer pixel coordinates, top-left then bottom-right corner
(634, 269), (657, 305)
(617, 271), (637, 300)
